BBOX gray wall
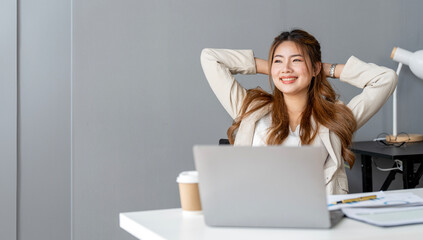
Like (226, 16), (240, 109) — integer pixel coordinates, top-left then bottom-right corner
(18, 0), (71, 239)
(4, 0), (423, 240)
(0, 0), (17, 239)
(72, 0), (423, 239)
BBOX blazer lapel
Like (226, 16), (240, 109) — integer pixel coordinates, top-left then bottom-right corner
(235, 103), (272, 146)
(316, 125), (337, 162)
(313, 118), (340, 184)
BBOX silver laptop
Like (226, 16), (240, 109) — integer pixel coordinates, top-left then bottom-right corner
(193, 145), (343, 228)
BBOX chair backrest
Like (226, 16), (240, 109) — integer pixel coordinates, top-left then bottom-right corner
(219, 139), (230, 145)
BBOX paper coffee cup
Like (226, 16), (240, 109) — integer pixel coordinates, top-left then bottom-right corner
(177, 171), (202, 213)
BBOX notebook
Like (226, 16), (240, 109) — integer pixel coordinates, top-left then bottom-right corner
(193, 145), (343, 228)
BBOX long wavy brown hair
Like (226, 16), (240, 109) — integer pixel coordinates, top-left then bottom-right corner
(227, 29), (358, 167)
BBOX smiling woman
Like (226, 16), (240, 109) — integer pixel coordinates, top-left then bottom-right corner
(200, 29), (398, 195)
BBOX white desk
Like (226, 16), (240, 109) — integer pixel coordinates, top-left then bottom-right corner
(120, 189), (423, 240)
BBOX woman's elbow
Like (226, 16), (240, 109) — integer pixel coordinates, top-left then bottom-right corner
(385, 68), (399, 89)
(201, 48), (216, 62)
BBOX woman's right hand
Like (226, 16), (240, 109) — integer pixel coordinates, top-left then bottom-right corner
(255, 58), (269, 75)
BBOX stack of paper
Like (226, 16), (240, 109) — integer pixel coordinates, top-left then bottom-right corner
(327, 192), (423, 227)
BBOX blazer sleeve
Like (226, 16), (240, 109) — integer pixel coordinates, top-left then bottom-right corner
(340, 56), (398, 129)
(200, 48), (257, 119)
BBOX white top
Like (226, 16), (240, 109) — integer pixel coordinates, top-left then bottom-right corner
(252, 114), (328, 164)
(252, 113), (301, 147)
(252, 113), (320, 148)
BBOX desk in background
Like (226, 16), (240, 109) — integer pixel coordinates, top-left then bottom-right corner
(351, 141), (423, 192)
(120, 189), (423, 240)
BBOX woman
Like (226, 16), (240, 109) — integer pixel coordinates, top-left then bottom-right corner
(201, 29), (397, 194)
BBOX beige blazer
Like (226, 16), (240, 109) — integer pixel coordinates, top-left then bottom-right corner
(200, 48), (398, 194)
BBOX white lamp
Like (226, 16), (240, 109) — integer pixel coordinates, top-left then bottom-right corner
(388, 47), (423, 142)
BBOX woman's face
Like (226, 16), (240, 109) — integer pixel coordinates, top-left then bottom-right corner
(271, 41), (314, 97)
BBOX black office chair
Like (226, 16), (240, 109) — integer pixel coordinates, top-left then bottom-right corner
(219, 138), (230, 145)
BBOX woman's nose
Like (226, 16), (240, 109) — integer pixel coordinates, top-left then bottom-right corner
(281, 62), (292, 73)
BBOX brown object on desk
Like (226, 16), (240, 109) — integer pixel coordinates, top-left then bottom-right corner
(386, 133), (423, 143)
(179, 183), (202, 211)
(177, 171), (202, 212)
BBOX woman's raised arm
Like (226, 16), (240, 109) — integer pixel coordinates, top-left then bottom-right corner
(339, 56), (398, 129)
(201, 48), (256, 119)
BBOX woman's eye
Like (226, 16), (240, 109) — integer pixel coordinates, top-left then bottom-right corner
(293, 59), (302, 62)
(274, 59), (282, 63)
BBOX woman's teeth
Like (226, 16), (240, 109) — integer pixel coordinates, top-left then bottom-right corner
(281, 77), (297, 82)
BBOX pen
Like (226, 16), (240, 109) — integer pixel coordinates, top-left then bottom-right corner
(331, 195), (377, 205)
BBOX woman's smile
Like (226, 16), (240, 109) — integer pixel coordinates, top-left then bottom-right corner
(280, 76), (298, 84)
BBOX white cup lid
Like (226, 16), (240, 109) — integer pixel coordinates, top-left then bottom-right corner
(176, 171), (198, 183)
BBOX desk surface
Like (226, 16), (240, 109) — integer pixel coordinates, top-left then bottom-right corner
(120, 189), (423, 240)
(351, 141), (423, 159)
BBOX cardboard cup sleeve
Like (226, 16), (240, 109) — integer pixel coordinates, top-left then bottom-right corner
(177, 171), (202, 212)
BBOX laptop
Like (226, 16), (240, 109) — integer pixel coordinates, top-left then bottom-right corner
(193, 145), (344, 228)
